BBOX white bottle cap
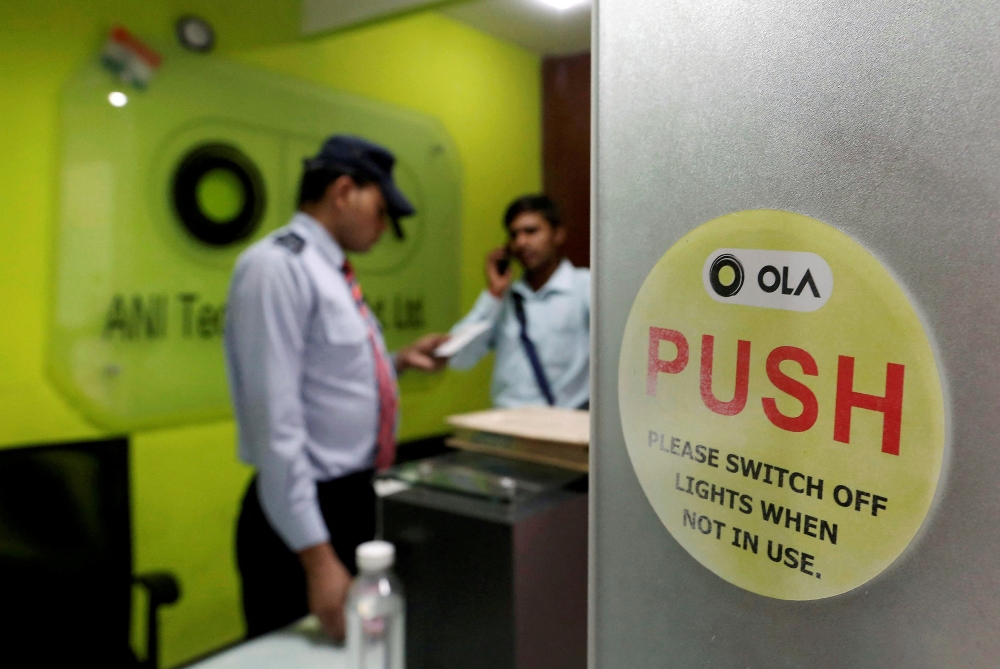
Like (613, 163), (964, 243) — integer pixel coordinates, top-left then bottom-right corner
(356, 540), (395, 572)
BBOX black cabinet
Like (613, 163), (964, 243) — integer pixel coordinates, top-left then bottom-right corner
(381, 453), (587, 669)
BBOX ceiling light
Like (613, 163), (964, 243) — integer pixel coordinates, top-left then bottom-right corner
(108, 91), (128, 107)
(537, 0), (590, 10)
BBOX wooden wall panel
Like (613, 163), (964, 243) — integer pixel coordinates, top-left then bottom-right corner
(543, 53), (591, 268)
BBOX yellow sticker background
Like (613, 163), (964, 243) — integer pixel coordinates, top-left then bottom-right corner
(618, 210), (946, 600)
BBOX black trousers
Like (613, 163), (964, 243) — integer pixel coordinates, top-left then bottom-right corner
(236, 469), (376, 639)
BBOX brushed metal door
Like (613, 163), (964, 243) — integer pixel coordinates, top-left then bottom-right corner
(592, 1), (1000, 666)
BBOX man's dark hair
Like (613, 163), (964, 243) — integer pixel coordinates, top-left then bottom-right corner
(503, 194), (561, 229)
(297, 165), (377, 207)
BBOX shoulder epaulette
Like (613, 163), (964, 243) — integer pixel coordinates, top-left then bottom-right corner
(274, 232), (306, 254)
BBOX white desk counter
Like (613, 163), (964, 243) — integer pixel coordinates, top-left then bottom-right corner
(187, 617), (344, 669)
(188, 479), (409, 669)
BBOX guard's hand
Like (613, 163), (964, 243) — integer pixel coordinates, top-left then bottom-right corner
(298, 543), (352, 642)
(486, 247), (513, 298)
(396, 333), (450, 373)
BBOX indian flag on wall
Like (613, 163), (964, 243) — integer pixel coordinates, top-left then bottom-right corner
(101, 25), (162, 89)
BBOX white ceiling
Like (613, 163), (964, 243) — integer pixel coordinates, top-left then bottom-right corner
(300, 0), (592, 56)
(301, 0), (429, 35)
(442, 0), (591, 56)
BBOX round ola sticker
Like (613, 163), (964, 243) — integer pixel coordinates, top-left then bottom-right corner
(618, 210), (945, 600)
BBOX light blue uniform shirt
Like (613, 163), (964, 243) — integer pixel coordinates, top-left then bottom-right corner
(449, 259), (590, 409)
(224, 213), (393, 552)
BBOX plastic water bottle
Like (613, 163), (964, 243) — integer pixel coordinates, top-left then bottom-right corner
(347, 540), (405, 669)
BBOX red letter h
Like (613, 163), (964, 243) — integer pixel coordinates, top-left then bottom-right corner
(834, 356), (905, 455)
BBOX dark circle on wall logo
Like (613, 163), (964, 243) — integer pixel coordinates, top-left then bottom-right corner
(172, 143), (266, 246)
(709, 254), (744, 297)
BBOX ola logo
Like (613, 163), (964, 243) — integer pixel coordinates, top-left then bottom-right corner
(703, 248), (833, 313)
(709, 254), (744, 297)
(172, 143), (266, 247)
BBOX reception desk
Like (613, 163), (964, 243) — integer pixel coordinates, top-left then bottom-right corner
(186, 617), (341, 669)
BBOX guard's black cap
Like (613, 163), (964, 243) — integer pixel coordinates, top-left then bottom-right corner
(305, 135), (415, 238)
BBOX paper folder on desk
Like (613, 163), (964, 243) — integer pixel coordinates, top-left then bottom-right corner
(445, 406), (590, 472)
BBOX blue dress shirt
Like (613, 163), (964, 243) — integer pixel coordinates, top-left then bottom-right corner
(224, 213), (394, 552)
(449, 259), (590, 409)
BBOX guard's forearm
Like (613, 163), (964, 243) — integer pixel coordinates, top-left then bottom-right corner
(392, 349), (407, 374)
(298, 541), (339, 578)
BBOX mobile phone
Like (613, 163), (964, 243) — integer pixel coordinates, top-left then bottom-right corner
(495, 255), (510, 275)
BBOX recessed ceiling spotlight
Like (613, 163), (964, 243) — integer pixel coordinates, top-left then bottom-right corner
(108, 91), (128, 107)
(538, 0), (590, 10)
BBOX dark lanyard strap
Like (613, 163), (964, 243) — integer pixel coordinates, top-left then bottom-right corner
(511, 292), (556, 406)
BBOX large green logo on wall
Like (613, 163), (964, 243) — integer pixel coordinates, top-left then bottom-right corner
(51, 47), (462, 430)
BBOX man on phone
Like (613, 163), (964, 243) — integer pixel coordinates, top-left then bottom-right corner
(449, 195), (590, 409)
(224, 136), (448, 641)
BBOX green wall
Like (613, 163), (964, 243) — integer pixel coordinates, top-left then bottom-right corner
(0, 3), (540, 666)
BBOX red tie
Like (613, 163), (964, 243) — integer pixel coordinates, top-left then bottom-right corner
(342, 260), (399, 470)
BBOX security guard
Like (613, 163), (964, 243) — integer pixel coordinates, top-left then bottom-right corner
(224, 136), (448, 641)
